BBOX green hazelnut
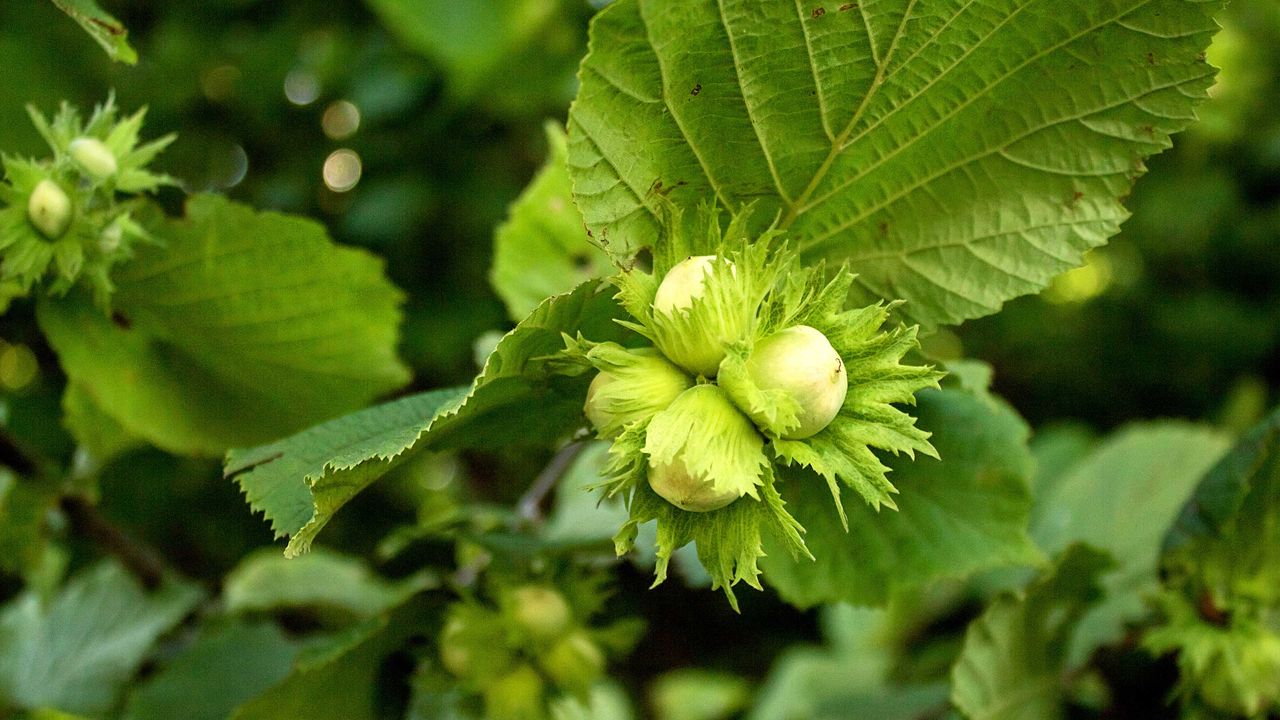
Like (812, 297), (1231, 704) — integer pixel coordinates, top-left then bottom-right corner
(483, 663), (546, 720)
(736, 325), (846, 439)
(27, 179), (72, 240)
(539, 630), (605, 695)
(582, 347), (691, 438)
(653, 255), (718, 314)
(68, 137), (119, 180)
(648, 456), (740, 513)
(509, 585), (573, 642)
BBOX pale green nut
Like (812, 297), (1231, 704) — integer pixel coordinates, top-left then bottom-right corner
(99, 219), (124, 254)
(438, 610), (515, 684)
(68, 137), (118, 180)
(539, 630), (605, 694)
(653, 254), (718, 313)
(648, 456), (740, 513)
(652, 255), (742, 377)
(484, 663), (546, 720)
(583, 348), (691, 438)
(438, 617), (474, 678)
(509, 585), (573, 642)
(27, 179), (72, 240)
(736, 325), (847, 439)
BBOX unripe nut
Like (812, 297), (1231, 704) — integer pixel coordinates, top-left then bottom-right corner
(582, 348), (690, 438)
(653, 255), (718, 314)
(99, 221), (124, 254)
(510, 585), (573, 642)
(27, 179), (72, 240)
(68, 137), (118, 179)
(539, 631), (605, 693)
(648, 456), (739, 512)
(652, 256), (742, 377)
(741, 325), (847, 439)
(484, 664), (546, 720)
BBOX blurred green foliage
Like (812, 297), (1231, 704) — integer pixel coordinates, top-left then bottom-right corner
(0, 0), (1278, 717)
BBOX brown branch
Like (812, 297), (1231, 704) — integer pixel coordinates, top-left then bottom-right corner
(59, 495), (168, 590)
(516, 435), (590, 526)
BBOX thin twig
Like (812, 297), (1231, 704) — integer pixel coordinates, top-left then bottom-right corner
(60, 495), (168, 590)
(0, 425), (170, 590)
(0, 429), (41, 478)
(516, 435), (590, 525)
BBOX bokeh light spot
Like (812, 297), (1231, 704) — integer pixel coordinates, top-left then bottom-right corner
(284, 69), (321, 106)
(322, 100), (361, 140)
(323, 149), (362, 192)
(1044, 250), (1114, 305)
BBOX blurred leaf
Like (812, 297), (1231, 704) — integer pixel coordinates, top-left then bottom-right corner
(223, 548), (433, 621)
(750, 606), (947, 720)
(365, 0), (585, 112)
(492, 122), (612, 320)
(568, 0), (1222, 328)
(762, 385), (1042, 607)
(0, 473), (52, 582)
(38, 195), (411, 457)
(62, 382), (143, 463)
(230, 602), (427, 720)
(1032, 423), (1230, 662)
(951, 545), (1112, 720)
(228, 278), (627, 556)
(651, 669), (749, 720)
(122, 620), (299, 720)
(0, 562), (202, 716)
(1165, 406), (1280, 583)
(550, 682), (636, 720)
(48, 0), (137, 64)
(542, 441), (628, 545)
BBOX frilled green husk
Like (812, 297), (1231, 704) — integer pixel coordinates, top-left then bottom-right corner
(1146, 590), (1280, 716)
(582, 343), (692, 438)
(584, 207), (941, 603)
(0, 96), (172, 312)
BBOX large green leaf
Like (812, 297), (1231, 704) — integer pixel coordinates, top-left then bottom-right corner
(491, 122), (613, 320)
(0, 562), (203, 716)
(227, 386), (469, 557)
(761, 384), (1041, 608)
(364, 0), (586, 114)
(1031, 422), (1230, 662)
(227, 279), (627, 555)
(39, 195), (410, 457)
(122, 620), (299, 720)
(48, 0), (138, 64)
(567, 0), (1222, 327)
(950, 545), (1111, 720)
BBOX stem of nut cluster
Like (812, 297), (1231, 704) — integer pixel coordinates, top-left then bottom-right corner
(0, 426), (169, 590)
(60, 494), (168, 590)
(516, 434), (590, 526)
